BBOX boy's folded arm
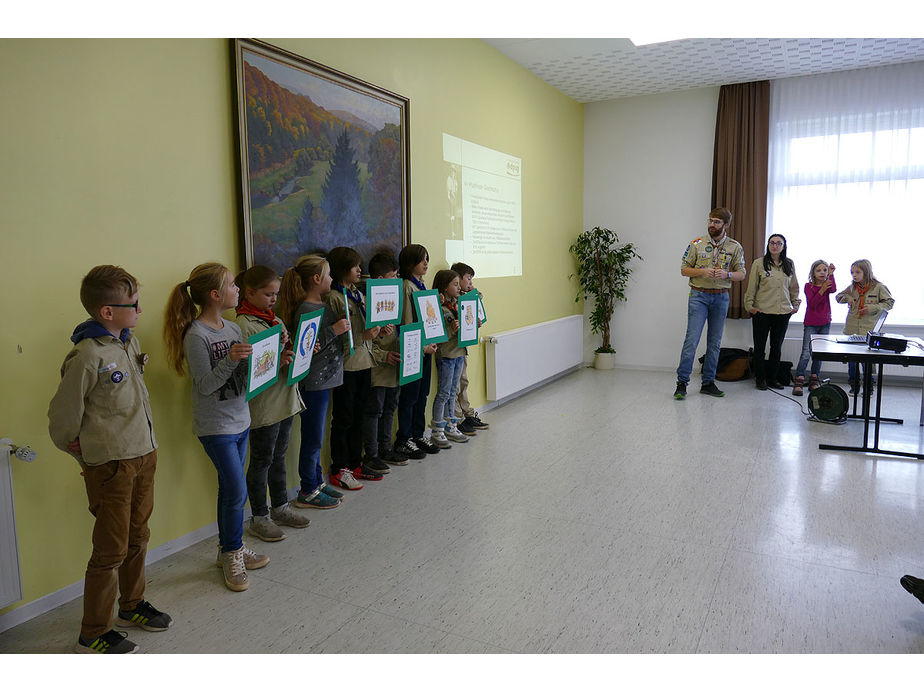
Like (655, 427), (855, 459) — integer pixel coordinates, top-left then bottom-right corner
(47, 355), (94, 454)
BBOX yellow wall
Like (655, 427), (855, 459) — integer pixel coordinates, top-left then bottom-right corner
(0, 38), (583, 613)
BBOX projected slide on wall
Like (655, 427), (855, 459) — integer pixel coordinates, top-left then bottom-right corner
(442, 134), (522, 278)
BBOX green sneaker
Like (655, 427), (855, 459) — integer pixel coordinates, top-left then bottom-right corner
(115, 600), (172, 632)
(76, 629), (139, 654)
(700, 381), (726, 398)
(673, 382), (687, 400)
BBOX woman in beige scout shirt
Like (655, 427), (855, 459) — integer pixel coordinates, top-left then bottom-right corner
(745, 234), (801, 390)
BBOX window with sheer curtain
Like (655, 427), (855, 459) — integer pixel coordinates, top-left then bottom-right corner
(767, 61), (924, 326)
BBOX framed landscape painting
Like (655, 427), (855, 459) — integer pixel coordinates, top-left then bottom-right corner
(234, 39), (410, 271)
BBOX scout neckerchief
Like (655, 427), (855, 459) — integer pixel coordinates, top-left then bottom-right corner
(709, 232), (727, 269)
(442, 295), (458, 319)
(854, 281), (870, 311)
(236, 300), (277, 327)
(409, 275), (426, 291)
(332, 281), (366, 318)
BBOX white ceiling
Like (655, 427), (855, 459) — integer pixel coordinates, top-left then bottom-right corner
(483, 38), (924, 103)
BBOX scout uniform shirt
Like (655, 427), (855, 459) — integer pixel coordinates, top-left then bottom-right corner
(836, 281), (895, 336)
(681, 234), (746, 290)
(48, 320), (157, 466)
(743, 259), (802, 315)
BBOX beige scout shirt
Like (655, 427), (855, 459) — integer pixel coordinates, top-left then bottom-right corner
(743, 259), (802, 315)
(836, 282), (895, 335)
(370, 324), (399, 388)
(326, 287), (374, 371)
(681, 234), (746, 290)
(48, 332), (156, 466)
(234, 313), (305, 428)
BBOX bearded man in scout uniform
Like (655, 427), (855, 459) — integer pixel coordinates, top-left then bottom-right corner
(673, 207), (746, 400)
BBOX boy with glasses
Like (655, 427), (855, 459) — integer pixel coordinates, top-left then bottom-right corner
(48, 265), (170, 653)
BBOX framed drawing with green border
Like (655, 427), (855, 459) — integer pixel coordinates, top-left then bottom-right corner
(458, 290), (480, 348)
(246, 323), (282, 401)
(412, 289), (448, 345)
(399, 321), (424, 386)
(287, 308), (323, 386)
(365, 278), (403, 327)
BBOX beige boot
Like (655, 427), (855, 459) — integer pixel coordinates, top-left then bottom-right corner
(219, 548), (249, 592)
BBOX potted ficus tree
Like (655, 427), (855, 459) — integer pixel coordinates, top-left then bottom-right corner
(569, 226), (643, 369)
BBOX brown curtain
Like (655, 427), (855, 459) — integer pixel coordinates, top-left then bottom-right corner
(712, 80), (770, 319)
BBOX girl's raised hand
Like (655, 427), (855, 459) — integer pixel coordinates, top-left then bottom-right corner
(332, 318), (350, 335)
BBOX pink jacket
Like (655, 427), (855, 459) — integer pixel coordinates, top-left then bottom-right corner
(803, 276), (837, 326)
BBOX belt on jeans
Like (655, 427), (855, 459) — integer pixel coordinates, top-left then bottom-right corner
(690, 286), (728, 294)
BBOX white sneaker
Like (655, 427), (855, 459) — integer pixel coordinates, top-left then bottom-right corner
(444, 425), (469, 443)
(332, 467), (364, 490)
(429, 427), (452, 448)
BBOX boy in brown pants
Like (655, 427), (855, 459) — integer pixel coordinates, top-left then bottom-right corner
(48, 265), (170, 653)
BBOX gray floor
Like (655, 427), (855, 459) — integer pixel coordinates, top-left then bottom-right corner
(2, 367), (924, 654)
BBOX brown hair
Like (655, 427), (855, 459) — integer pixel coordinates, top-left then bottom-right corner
(398, 244), (428, 280)
(234, 265), (280, 307)
(450, 262), (475, 279)
(710, 207), (732, 226)
(80, 265), (139, 317)
(162, 262), (231, 375)
(276, 254), (328, 332)
(327, 246), (363, 284)
(368, 252), (398, 278)
(432, 269), (459, 296)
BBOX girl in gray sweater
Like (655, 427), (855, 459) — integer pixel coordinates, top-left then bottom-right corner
(163, 262), (268, 593)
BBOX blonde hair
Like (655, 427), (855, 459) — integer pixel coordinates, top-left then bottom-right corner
(162, 262), (232, 375)
(276, 254), (328, 332)
(850, 259), (877, 286)
(808, 259), (828, 284)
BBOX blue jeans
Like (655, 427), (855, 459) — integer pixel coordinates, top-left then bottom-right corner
(676, 289), (730, 385)
(198, 429), (249, 553)
(432, 356), (465, 425)
(795, 323), (830, 378)
(297, 387), (330, 494)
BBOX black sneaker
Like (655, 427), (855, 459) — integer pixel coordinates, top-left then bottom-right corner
(381, 448), (409, 465)
(456, 418), (477, 436)
(115, 600), (172, 632)
(468, 413), (489, 429)
(673, 382), (687, 400)
(414, 437), (440, 454)
(900, 575), (924, 605)
(364, 456), (391, 474)
(394, 440), (426, 460)
(700, 381), (725, 398)
(75, 629), (139, 654)
(355, 465), (384, 481)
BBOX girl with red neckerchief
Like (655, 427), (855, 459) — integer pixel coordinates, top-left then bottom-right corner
(835, 259), (895, 394)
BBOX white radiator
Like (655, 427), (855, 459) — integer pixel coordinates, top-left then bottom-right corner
(0, 439), (24, 609)
(484, 315), (584, 401)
